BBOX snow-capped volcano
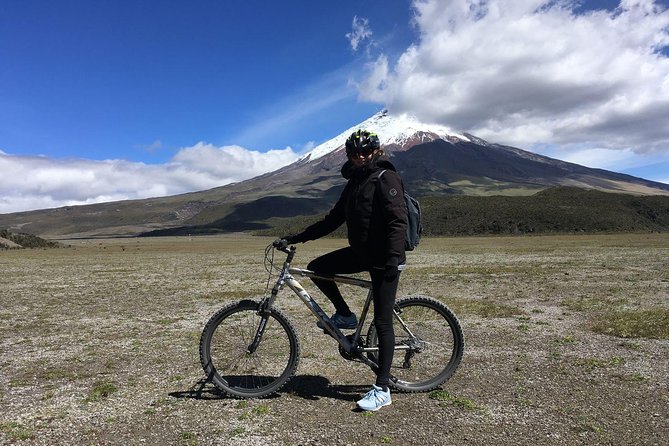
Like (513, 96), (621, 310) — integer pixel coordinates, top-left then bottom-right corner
(3, 108), (669, 238)
(301, 110), (471, 162)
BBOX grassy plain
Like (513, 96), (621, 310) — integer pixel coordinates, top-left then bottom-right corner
(1, 234), (668, 445)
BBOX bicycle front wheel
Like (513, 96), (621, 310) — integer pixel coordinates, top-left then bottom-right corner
(200, 299), (300, 398)
(366, 296), (464, 392)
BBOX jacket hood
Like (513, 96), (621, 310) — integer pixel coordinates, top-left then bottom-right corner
(341, 155), (397, 180)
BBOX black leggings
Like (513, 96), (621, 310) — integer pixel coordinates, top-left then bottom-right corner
(307, 247), (400, 388)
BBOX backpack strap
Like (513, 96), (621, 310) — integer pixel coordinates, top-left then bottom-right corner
(377, 169), (405, 190)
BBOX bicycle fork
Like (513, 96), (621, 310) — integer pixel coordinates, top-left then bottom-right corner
(247, 260), (288, 354)
(246, 286), (278, 354)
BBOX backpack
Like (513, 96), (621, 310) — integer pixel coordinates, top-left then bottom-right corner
(378, 170), (423, 251)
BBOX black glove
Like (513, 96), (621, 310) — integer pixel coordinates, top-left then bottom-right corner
(281, 233), (306, 245)
(273, 238), (288, 249)
(384, 257), (400, 282)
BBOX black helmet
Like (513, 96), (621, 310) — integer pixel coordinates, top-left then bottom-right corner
(345, 129), (380, 158)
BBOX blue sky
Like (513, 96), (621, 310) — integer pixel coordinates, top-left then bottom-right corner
(1, 0), (668, 213)
(0, 1), (411, 160)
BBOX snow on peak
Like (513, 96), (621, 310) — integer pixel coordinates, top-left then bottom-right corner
(301, 110), (469, 162)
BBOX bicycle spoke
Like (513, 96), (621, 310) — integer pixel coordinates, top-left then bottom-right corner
(366, 296), (464, 392)
(200, 300), (300, 398)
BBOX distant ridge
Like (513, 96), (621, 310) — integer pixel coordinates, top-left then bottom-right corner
(250, 187), (669, 237)
(419, 187), (669, 236)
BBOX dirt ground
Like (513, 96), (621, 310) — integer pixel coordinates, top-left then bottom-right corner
(1, 234), (668, 446)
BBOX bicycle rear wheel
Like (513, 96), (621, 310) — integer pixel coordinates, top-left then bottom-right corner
(366, 296), (464, 392)
(200, 299), (300, 398)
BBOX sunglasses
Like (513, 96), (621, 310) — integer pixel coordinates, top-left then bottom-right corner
(347, 146), (375, 159)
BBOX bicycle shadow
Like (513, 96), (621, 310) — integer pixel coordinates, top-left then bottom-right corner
(169, 375), (367, 403)
(281, 375), (366, 402)
(168, 378), (232, 401)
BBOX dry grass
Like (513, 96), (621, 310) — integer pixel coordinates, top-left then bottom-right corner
(591, 308), (669, 339)
(1, 233), (668, 445)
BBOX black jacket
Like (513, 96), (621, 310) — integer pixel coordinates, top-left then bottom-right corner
(293, 155), (407, 268)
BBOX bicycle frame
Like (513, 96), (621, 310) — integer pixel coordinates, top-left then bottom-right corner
(286, 268), (371, 352)
(201, 243), (464, 397)
(261, 246), (412, 371)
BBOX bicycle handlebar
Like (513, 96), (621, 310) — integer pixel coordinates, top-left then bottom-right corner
(272, 238), (288, 250)
(272, 238), (296, 260)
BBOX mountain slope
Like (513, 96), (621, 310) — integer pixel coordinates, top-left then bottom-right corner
(394, 139), (669, 196)
(1, 111), (667, 238)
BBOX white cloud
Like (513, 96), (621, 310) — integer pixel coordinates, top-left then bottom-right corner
(357, 0), (669, 154)
(0, 145), (300, 214)
(532, 142), (669, 184)
(346, 15), (373, 52)
(299, 141), (317, 153)
(558, 147), (642, 170)
(171, 143), (299, 180)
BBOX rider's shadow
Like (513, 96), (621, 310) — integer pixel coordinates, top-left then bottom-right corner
(281, 375), (366, 402)
(168, 375), (366, 402)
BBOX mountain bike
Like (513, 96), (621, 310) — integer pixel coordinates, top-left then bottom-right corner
(199, 240), (464, 398)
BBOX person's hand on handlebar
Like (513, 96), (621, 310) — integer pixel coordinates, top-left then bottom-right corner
(279, 233), (307, 246)
(273, 238), (289, 249)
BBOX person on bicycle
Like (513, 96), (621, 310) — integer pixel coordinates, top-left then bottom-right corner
(282, 129), (407, 411)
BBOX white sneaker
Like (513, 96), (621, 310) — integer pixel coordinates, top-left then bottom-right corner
(356, 384), (392, 411)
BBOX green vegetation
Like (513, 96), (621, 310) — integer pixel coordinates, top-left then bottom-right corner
(591, 308), (669, 339)
(0, 229), (61, 249)
(253, 187), (669, 237)
(450, 298), (523, 319)
(0, 422), (34, 441)
(562, 295), (616, 312)
(229, 427), (245, 437)
(419, 188), (669, 236)
(252, 404), (270, 416)
(627, 372), (647, 382)
(178, 431), (197, 446)
(429, 390), (488, 414)
(234, 401), (249, 409)
(85, 381), (118, 402)
(237, 403), (271, 421)
(575, 356), (625, 369)
(556, 335), (577, 344)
